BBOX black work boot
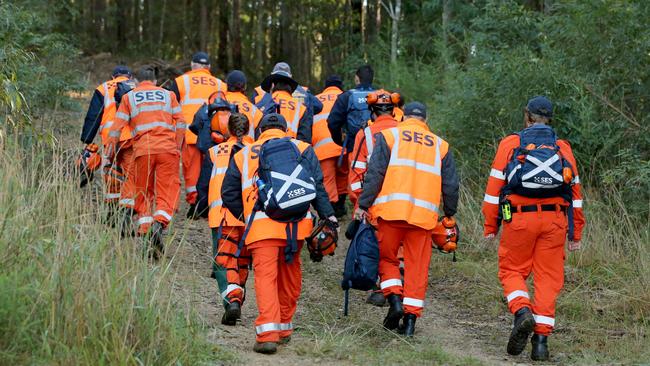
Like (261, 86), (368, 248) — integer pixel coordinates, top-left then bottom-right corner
(402, 313), (417, 337)
(119, 208), (136, 238)
(334, 195), (347, 218)
(383, 294), (403, 330)
(253, 342), (277, 354)
(507, 307), (536, 356)
(186, 203), (198, 219)
(221, 301), (241, 325)
(531, 334), (549, 361)
(149, 221), (164, 260)
(366, 289), (386, 307)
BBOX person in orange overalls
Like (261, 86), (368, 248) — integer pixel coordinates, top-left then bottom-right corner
(108, 66), (186, 258)
(166, 52), (226, 217)
(196, 113), (254, 326)
(312, 76), (344, 208)
(222, 113), (336, 354)
(356, 102), (459, 337)
(482, 96), (585, 361)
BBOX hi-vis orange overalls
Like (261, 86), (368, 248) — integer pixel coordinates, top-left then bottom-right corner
(348, 114), (398, 209)
(175, 69), (226, 204)
(313, 86), (344, 203)
(231, 129), (314, 343)
(482, 134), (585, 336)
(206, 137), (254, 304)
(223, 91), (262, 138)
(366, 119), (450, 317)
(96, 76), (136, 209)
(110, 81), (186, 234)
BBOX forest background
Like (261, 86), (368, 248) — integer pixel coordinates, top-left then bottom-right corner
(1, 0), (649, 364)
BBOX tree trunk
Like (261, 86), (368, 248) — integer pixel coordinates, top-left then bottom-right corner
(231, 0), (242, 69)
(388, 0), (401, 64)
(255, 0), (265, 75)
(199, 1), (208, 50)
(158, 0), (167, 50)
(217, 0), (230, 71)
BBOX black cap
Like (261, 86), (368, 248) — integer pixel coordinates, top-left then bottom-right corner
(259, 113), (287, 130)
(192, 52), (210, 65)
(403, 102), (427, 119)
(526, 96), (553, 118)
(112, 65), (131, 77)
(226, 70), (247, 89)
(325, 75), (343, 89)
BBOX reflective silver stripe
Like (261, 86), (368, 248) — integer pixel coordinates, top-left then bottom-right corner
(573, 199), (583, 208)
(104, 193), (121, 199)
(350, 181), (363, 191)
(403, 297), (424, 308)
(153, 210), (172, 221)
(242, 147), (252, 189)
(108, 131), (121, 138)
(99, 121), (114, 132)
(248, 107), (258, 137)
(134, 121), (175, 133)
(115, 111), (130, 121)
(131, 103), (172, 118)
(380, 279), (402, 289)
(388, 128), (441, 175)
(255, 323), (281, 334)
(364, 126), (374, 158)
(572, 175), (580, 184)
(279, 323), (293, 331)
(119, 198), (135, 206)
(181, 75), (207, 106)
(210, 199), (223, 209)
(171, 106), (182, 114)
(313, 113), (329, 123)
(221, 284), (243, 299)
(506, 290), (529, 303)
(211, 166), (228, 178)
(176, 123), (187, 130)
(313, 137), (334, 150)
(484, 193), (499, 205)
(137, 216), (154, 226)
(289, 100), (303, 133)
(533, 314), (555, 327)
(490, 168), (506, 180)
(373, 193), (439, 214)
(103, 82), (113, 108)
(352, 161), (366, 169)
(186, 185), (197, 193)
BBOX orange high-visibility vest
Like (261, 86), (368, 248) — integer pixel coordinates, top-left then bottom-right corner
(369, 118), (449, 230)
(97, 76), (133, 145)
(349, 115), (398, 193)
(207, 136), (253, 228)
(312, 86), (343, 160)
(233, 128), (314, 245)
(224, 91), (262, 138)
(270, 91), (306, 139)
(110, 81), (186, 158)
(176, 69), (226, 144)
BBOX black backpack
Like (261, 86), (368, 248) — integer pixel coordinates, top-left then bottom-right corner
(341, 221), (379, 315)
(237, 137), (317, 263)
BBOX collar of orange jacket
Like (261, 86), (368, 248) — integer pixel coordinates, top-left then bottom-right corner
(258, 128), (287, 142)
(322, 86), (342, 94)
(271, 90), (292, 99)
(111, 75), (129, 82)
(138, 80), (156, 87)
(400, 117), (430, 130)
(186, 68), (212, 77)
(227, 135), (254, 144)
(374, 114), (398, 126)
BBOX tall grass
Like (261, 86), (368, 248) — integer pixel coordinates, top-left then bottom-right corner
(0, 141), (223, 365)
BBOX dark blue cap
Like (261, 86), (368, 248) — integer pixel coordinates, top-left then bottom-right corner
(192, 52), (210, 65)
(325, 75), (343, 89)
(259, 113), (287, 130)
(112, 65), (131, 77)
(527, 96), (553, 118)
(226, 70), (247, 89)
(403, 102), (427, 119)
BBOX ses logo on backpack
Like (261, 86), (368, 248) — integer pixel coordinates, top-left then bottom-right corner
(502, 124), (573, 200)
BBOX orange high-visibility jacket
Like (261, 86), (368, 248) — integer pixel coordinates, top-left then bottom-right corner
(97, 76), (133, 145)
(349, 115), (398, 197)
(368, 118), (448, 230)
(482, 134), (585, 240)
(224, 91), (262, 138)
(110, 81), (186, 158)
(271, 91), (307, 139)
(312, 86), (343, 161)
(207, 136), (253, 228)
(176, 69), (226, 144)
(231, 129), (314, 245)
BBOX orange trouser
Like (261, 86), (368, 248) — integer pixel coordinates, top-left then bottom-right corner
(104, 144), (135, 208)
(181, 143), (202, 204)
(134, 152), (181, 234)
(320, 157), (339, 202)
(336, 153), (349, 196)
(212, 226), (250, 303)
(377, 219), (432, 317)
(498, 210), (567, 336)
(250, 239), (302, 343)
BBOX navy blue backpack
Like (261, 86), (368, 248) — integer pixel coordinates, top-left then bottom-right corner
(341, 220), (379, 315)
